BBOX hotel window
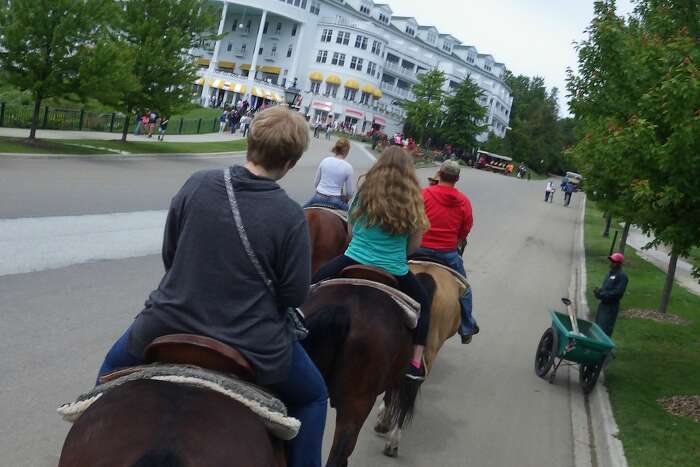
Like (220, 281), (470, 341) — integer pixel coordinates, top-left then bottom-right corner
(485, 64), (492, 72)
(316, 49), (328, 63)
(239, 43), (247, 55)
(325, 83), (339, 98)
(310, 1), (320, 15)
(349, 57), (363, 71)
(343, 87), (357, 101)
(360, 92), (371, 105)
(371, 40), (381, 55)
(378, 13), (389, 23)
(405, 26), (415, 36)
(263, 21), (269, 34)
(275, 22), (282, 35)
(360, 5), (370, 14)
(336, 31), (350, 45)
(331, 52), (346, 67)
(287, 44), (293, 57)
(226, 43), (232, 52)
(291, 24), (298, 36)
(258, 47), (263, 55)
(321, 28), (333, 42)
(244, 20), (252, 33)
(270, 45), (277, 57)
(354, 35), (368, 50)
(366, 61), (377, 77)
(231, 19), (239, 31)
(310, 81), (321, 94)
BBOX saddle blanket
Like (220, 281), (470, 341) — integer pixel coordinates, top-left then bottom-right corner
(409, 260), (470, 292)
(57, 364), (300, 440)
(310, 278), (420, 329)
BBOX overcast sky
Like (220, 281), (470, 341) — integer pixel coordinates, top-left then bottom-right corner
(391, 0), (636, 116)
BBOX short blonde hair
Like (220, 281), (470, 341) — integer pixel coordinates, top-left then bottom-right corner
(247, 107), (309, 171)
(332, 138), (351, 157)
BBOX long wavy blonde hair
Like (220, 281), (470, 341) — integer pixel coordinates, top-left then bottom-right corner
(350, 146), (430, 235)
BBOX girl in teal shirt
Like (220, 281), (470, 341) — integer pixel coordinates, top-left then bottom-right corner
(311, 146), (432, 380)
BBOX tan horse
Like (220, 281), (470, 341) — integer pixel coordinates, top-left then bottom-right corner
(375, 261), (466, 457)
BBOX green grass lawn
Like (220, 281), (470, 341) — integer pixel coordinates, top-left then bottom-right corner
(0, 136), (246, 155)
(172, 107), (222, 120)
(584, 203), (700, 467)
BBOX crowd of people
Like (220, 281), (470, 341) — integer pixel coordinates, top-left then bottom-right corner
(218, 100), (254, 136)
(544, 177), (579, 206)
(133, 109), (170, 141)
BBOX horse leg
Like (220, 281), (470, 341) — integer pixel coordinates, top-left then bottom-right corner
(325, 396), (375, 467)
(374, 392), (392, 435)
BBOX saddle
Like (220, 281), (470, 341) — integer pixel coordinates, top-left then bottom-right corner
(304, 205), (348, 224)
(310, 265), (420, 329)
(408, 257), (470, 291)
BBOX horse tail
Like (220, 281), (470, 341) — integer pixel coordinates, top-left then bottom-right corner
(385, 272), (437, 428)
(302, 305), (352, 389)
(131, 450), (184, 467)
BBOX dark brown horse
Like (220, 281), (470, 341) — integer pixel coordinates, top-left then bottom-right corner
(302, 275), (436, 467)
(59, 379), (286, 467)
(304, 208), (348, 274)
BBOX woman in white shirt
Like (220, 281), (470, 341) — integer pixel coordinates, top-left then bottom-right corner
(304, 138), (355, 210)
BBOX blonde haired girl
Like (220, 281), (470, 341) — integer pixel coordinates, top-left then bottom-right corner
(312, 146), (432, 380)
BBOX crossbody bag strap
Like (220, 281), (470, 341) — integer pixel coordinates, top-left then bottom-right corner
(223, 167), (276, 296)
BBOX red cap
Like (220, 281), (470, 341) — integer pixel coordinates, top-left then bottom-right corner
(608, 253), (625, 264)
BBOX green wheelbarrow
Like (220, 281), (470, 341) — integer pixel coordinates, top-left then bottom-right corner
(534, 298), (615, 394)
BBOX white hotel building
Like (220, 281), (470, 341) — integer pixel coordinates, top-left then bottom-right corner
(193, 0), (513, 139)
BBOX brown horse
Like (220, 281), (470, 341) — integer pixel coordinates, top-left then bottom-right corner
(58, 379), (286, 467)
(375, 261), (465, 456)
(304, 208), (348, 274)
(302, 275), (436, 467)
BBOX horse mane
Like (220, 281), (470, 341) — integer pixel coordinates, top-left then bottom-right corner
(385, 272), (436, 428)
(131, 450), (184, 467)
(301, 304), (352, 402)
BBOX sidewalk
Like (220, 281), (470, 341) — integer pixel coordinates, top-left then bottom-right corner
(0, 127), (244, 143)
(625, 225), (700, 296)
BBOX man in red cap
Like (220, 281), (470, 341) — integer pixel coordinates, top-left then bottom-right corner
(416, 160), (478, 343)
(593, 252), (629, 337)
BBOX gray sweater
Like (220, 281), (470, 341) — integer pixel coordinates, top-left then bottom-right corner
(127, 166), (311, 384)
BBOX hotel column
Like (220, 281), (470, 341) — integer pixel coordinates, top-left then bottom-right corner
(245, 9), (268, 103)
(203, 1), (228, 107)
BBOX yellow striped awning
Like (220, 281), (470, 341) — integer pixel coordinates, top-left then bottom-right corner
(362, 84), (374, 93)
(225, 82), (246, 94)
(262, 89), (273, 99)
(259, 66), (281, 74)
(194, 77), (205, 85)
(251, 87), (265, 97)
(217, 60), (235, 70)
(309, 71), (323, 81)
(240, 64), (252, 71)
(195, 57), (210, 66)
(326, 74), (341, 85)
(372, 87), (382, 98)
(345, 79), (360, 90)
(210, 79), (226, 90)
(272, 92), (283, 102)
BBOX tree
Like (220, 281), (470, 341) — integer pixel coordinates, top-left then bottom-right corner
(482, 72), (570, 173)
(401, 69), (445, 145)
(114, 0), (218, 142)
(440, 77), (487, 153)
(568, 0), (700, 313)
(0, 0), (128, 140)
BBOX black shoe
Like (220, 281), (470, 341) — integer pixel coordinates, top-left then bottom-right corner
(460, 325), (480, 344)
(405, 363), (426, 381)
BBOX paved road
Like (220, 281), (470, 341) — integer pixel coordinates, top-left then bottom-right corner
(0, 127), (243, 143)
(0, 138), (584, 466)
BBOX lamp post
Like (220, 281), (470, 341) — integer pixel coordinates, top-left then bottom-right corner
(284, 78), (301, 110)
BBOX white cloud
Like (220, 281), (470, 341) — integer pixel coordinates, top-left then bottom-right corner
(390, 0), (635, 116)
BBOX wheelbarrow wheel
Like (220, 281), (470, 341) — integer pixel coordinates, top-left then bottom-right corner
(579, 362), (602, 394)
(534, 328), (556, 378)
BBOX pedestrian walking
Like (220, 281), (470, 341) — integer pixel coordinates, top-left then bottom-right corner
(564, 181), (575, 206)
(147, 110), (158, 138)
(313, 119), (321, 138)
(157, 116), (169, 141)
(240, 113), (252, 137)
(229, 109), (240, 135)
(593, 253), (629, 337)
(544, 181), (555, 202)
(219, 109), (229, 134)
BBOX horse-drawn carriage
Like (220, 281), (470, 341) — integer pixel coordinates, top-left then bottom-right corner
(476, 150), (512, 173)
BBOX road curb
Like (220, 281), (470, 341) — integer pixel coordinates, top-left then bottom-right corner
(0, 151), (247, 160)
(571, 195), (629, 467)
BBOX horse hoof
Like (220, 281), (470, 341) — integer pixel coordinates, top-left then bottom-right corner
(374, 423), (389, 435)
(383, 445), (398, 457)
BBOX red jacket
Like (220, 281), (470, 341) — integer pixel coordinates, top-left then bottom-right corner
(421, 185), (473, 251)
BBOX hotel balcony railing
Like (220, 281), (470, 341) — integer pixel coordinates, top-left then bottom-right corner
(383, 61), (419, 79)
(380, 82), (415, 100)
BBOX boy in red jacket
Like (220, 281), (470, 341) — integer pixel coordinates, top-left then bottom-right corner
(416, 160), (479, 343)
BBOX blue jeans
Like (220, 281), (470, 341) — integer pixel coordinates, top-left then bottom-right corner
(97, 328), (327, 467)
(414, 247), (477, 335)
(304, 193), (348, 211)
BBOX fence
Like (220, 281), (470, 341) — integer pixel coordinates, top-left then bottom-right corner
(0, 103), (219, 135)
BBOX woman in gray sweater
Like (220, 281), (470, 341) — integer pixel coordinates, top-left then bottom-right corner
(96, 107), (327, 467)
